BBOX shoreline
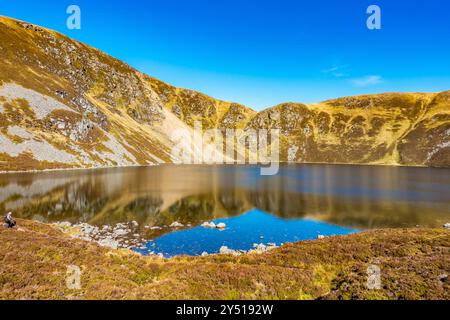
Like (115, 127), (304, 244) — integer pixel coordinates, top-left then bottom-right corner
(51, 220), (283, 257)
(40, 219), (450, 258)
(0, 163), (158, 175)
(1, 219), (448, 299)
(1, 161), (447, 175)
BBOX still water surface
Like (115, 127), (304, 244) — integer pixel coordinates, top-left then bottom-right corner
(1, 164), (449, 256)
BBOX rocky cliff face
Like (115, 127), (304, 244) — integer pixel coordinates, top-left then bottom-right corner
(0, 16), (448, 171)
(246, 93), (450, 167)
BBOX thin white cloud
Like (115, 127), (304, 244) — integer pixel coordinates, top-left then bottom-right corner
(332, 72), (347, 78)
(351, 75), (383, 87)
(322, 66), (341, 73)
(322, 65), (349, 78)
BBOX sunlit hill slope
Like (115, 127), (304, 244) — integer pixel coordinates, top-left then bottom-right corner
(0, 16), (448, 171)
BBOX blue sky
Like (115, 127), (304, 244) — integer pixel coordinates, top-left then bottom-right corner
(1, 0), (449, 110)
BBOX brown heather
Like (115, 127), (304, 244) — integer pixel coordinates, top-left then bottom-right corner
(0, 219), (448, 300)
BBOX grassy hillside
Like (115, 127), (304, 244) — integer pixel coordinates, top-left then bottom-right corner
(0, 16), (448, 171)
(0, 219), (448, 300)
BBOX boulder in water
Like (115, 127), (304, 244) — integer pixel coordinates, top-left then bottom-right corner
(216, 223), (226, 229)
(201, 221), (216, 228)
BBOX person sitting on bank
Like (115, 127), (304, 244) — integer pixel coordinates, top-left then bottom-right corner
(4, 212), (16, 228)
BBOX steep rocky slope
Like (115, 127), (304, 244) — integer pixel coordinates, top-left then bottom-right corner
(0, 16), (448, 171)
(0, 16), (254, 171)
(247, 93), (450, 167)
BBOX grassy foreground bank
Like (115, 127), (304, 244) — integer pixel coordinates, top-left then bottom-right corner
(0, 219), (448, 300)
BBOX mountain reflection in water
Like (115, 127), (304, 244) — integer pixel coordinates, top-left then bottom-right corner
(1, 164), (449, 242)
